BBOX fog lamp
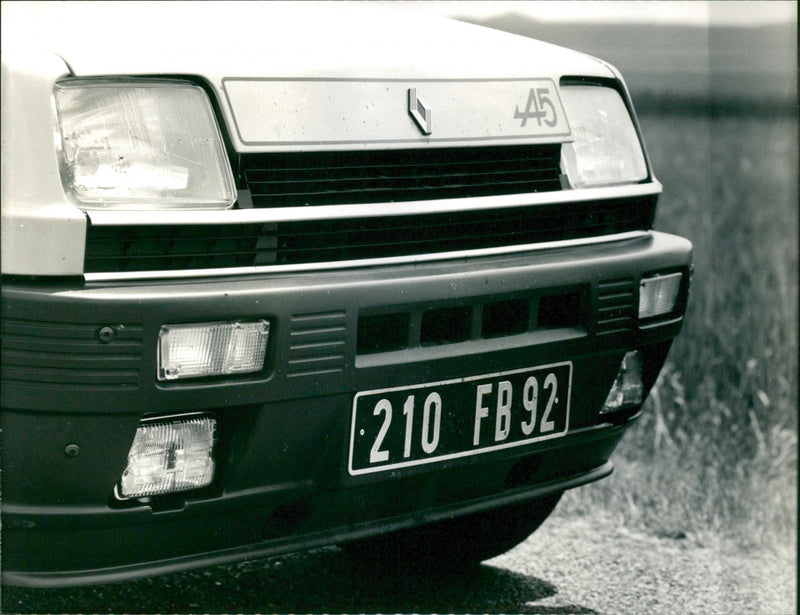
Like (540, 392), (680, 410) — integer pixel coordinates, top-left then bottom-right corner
(119, 415), (216, 499)
(601, 350), (643, 414)
(639, 273), (682, 319)
(158, 320), (269, 381)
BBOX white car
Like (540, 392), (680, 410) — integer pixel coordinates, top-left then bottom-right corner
(1, 1), (691, 587)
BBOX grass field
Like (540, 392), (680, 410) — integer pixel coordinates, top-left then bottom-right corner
(461, 9), (799, 562)
(558, 109), (798, 558)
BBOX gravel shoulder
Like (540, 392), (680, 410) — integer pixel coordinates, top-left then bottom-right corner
(3, 513), (796, 614)
(490, 512), (797, 614)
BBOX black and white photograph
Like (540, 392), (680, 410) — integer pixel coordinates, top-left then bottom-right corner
(1, 1), (796, 613)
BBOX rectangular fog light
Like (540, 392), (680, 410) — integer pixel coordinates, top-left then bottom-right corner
(119, 415), (216, 499)
(601, 350), (643, 414)
(158, 320), (269, 381)
(639, 273), (682, 319)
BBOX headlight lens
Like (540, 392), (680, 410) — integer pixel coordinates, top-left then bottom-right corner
(560, 85), (648, 189)
(54, 80), (235, 209)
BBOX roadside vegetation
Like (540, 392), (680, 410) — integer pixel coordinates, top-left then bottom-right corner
(558, 110), (798, 558)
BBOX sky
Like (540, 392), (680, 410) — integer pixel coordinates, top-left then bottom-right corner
(407, 1), (797, 26)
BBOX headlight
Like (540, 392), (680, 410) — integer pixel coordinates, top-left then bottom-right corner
(54, 80), (235, 210)
(560, 85), (648, 189)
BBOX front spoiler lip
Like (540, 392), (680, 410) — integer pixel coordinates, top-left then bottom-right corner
(2, 459), (612, 589)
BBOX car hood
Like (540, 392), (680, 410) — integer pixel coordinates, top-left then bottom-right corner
(3, 1), (611, 81)
(3, 2), (620, 151)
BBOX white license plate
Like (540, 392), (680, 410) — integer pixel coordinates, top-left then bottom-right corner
(349, 362), (572, 475)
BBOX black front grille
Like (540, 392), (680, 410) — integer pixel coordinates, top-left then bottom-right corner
(84, 196), (656, 274)
(84, 223), (273, 273)
(275, 197), (652, 265)
(241, 144), (564, 207)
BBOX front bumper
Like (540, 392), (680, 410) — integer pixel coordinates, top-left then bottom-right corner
(1, 230), (691, 587)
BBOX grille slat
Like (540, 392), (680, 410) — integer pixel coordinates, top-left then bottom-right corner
(248, 168), (560, 194)
(249, 175), (556, 202)
(245, 150), (559, 181)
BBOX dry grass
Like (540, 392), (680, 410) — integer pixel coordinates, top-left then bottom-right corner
(559, 111), (798, 557)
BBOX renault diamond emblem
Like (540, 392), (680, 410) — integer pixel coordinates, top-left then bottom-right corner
(408, 88), (432, 135)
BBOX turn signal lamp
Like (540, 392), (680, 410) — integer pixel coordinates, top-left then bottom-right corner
(639, 272), (683, 320)
(54, 80), (235, 209)
(601, 350), (643, 414)
(118, 415), (216, 499)
(158, 320), (270, 381)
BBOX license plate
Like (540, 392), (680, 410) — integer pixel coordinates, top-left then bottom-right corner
(349, 362), (572, 475)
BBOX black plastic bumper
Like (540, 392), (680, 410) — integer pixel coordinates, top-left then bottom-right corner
(1, 231), (691, 586)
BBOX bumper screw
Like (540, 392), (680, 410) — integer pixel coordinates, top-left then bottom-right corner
(64, 444), (80, 458)
(97, 326), (115, 343)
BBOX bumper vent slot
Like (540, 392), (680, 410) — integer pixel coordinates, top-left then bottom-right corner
(288, 311), (348, 377)
(357, 312), (410, 355)
(482, 299), (530, 339)
(0, 319), (142, 389)
(422, 306), (472, 346)
(242, 144), (563, 207)
(596, 278), (636, 335)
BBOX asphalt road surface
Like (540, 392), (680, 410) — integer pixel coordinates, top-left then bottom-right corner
(4, 513), (794, 614)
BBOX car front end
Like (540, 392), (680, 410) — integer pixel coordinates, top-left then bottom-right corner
(1, 2), (691, 587)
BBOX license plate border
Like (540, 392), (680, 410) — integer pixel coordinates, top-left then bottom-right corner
(348, 361), (573, 476)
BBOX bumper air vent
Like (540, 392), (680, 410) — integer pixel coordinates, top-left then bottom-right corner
(596, 278), (636, 335)
(287, 311), (348, 377)
(357, 289), (585, 355)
